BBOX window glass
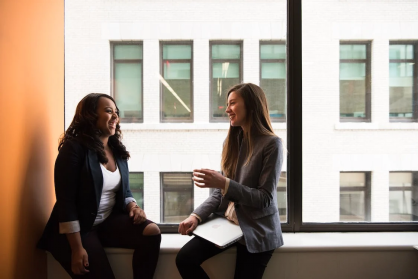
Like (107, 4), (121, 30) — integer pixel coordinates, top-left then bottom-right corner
(210, 43), (242, 120)
(277, 172), (287, 222)
(260, 44), (286, 59)
(162, 173), (193, 223)
(129, 173), (144, 209)
(389, 172), (417, 221)
(161, 43), (193, 121)
(113, 44), (143, 122)
(340, 172), (370, 222)
(389, 44), (415, 119)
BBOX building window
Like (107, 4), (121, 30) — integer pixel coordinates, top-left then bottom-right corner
(210, 41), (243, 121)
(389, 172), (418, 221)
(161, 172), (193, 223)
(160, 42), (193, 122)
(389, 42), (418, 121)
(129, 172), (144, 209)
(260, 42), (286, 122)
(277, 172), (287, 222)
(339, 42), (371, 122)
(112, 43), (143, 123)
(340, 172), (371, 222)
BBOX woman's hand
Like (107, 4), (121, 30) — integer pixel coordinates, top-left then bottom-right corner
(71, 247), (89, 275)
(129, 204), (147, 225)
(192, 169), (226, 189)
(178, 215), (198, 235)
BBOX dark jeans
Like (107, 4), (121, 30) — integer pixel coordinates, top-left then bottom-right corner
(176, 236), (274, 279)
(47, 213), (161, 279)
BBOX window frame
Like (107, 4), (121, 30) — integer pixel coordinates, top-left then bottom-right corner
(259, 40), (287, 123)
(110, 41), (144, 123)
(160, 172), (194, 224)
(160, 41), (194, 123)
(209, 40), (243, 123)
(339, 41), (372, 122)
(389, 41), (418, 122)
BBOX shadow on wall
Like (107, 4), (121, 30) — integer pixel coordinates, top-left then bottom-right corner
(13, 112), (56, 279)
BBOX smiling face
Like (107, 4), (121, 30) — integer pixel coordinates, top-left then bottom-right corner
(95, 97), (119, 139)
(226, 91), (248, 129)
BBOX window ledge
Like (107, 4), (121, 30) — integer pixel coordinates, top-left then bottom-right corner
(121, 123), (287, 131)
(335, 123), (418, 130)
(103, 232), (418, 255)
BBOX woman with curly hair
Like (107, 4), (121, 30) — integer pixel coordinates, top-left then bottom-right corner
(176, 83), (284, 279)
(38, 93), (161, 279)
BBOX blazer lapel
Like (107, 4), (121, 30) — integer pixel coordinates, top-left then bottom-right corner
(116, 157), (128, 207)
(88, 149), (103, 209)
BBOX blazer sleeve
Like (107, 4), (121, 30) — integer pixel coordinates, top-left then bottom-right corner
(54, 140), (85, 233)
(223, 137), (283, 209)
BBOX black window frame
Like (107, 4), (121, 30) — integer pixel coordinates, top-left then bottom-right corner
(389, 41), (418, 122)
(160, 172), (194, 224)
(110, 42), (144, 123)
(129, 172), (144, 209)
(339, 41), (372, 122)
(160, 41), (194, 123)
(259, 40), (287, 123)
(209, 41), (243, 123)
(339, 172), (371, 222)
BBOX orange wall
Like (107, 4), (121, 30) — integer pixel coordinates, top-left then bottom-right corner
(0, 0), (64, 278)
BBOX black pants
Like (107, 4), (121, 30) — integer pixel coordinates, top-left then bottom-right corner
(47, 213), (161, 279)
(176, 236), (274, 279)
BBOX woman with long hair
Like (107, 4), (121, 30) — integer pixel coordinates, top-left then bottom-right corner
(37, 93), (161, 279)
(176, 83), (284, 279)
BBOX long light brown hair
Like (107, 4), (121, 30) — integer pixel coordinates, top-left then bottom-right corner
(221, 83), (277, 179)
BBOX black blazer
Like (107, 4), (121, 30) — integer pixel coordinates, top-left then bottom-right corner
(38, 139), (133, 250)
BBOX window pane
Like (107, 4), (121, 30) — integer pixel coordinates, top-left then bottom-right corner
(389, 62), (414, 118)
(261, 63), (286, 119)
(389, 172), (417, 221)
(277, 172), (287, 223)
(212, 45), (240, 59)
(211, 62), (240, 118)
(115, 63), (142, 119)
(340, 173), (365, 187)
(114, 45), (143, 60)
(162, 173), (193, 223)
(260, 44), (286, 59)
(163, 45), (192, 59)
(340, 45), (367, 59)
(389, 45), (413, 60)
(161, 44), (192, 120)
(340, 191), (365, 221)
(340, 63), (366, 118)
(129, 173), (144, 209)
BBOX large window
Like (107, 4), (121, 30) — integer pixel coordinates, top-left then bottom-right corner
(389, 172), (418, 221)
(339, 42), (371, 122)
(210, 42), (242, 121)
(340, 172), (371, 222)
(161, 173), (194, 223)
(112, 43), (143, 123)
(260, 42), (286, 122)
(129, 172), (144, 209)
(160, 42), (193, 122)
(389, 42), (418, 121)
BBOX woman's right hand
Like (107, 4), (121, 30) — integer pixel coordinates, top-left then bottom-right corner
(178, 215), (198, 235)
(71, 247), (90, 275)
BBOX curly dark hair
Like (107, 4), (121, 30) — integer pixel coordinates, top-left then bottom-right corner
(59, 93), (130, 163)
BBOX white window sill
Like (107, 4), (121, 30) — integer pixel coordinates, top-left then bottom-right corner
(335, 123), (418, 130)
(104, 232), (418, 255)
(121, 122), (287, 131)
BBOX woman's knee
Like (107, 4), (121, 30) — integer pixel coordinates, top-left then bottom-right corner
(142, 223), (161, 236)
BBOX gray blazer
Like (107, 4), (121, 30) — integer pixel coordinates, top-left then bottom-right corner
(193, 134), (284, 253)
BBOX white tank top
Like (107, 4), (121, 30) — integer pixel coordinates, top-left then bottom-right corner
(93, 163), (121, 226)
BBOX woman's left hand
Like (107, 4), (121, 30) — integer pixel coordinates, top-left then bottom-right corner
(129, 205), (147, 225)
(192, 169), (226, 190)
